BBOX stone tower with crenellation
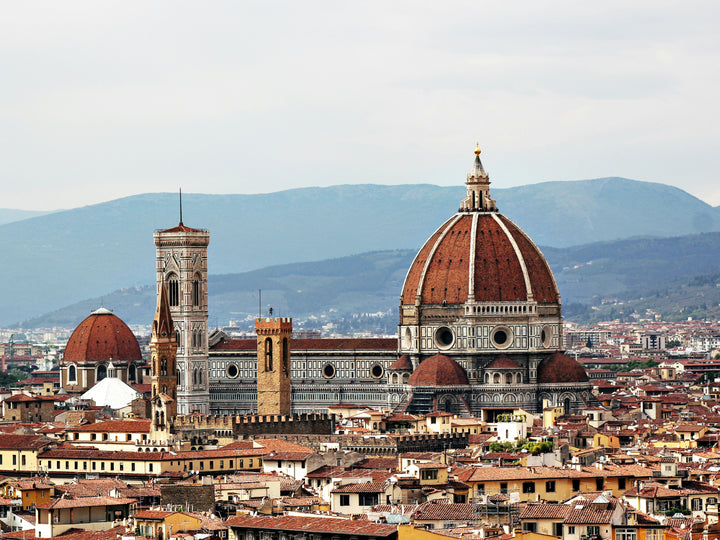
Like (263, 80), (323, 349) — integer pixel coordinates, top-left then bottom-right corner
(154, 220), (210, 415)
(255, 317), (292, 416)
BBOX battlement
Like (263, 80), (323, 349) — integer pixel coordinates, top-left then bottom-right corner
(172, 412), (334, 436)
(246, 431), (469, 455)
(255, 318), (293, 333)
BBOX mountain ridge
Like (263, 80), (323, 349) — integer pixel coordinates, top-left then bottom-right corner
(18, 230), (720, 330)
(2, 177), (719, 325)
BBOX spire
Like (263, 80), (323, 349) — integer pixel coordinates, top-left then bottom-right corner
(460, 143), (497, 212)
(152, 280), (175, 341)
(179, 188), (183, 226)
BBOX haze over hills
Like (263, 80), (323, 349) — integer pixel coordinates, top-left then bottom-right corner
(0, 208), (53, 226)
(3, 177), (720, 326)
(19, 231), (720, 330)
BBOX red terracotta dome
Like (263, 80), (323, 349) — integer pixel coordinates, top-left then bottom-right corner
(389, 355), (413, 371)
(485, 355), (521, 370)
(401, 212), (558, 306)
(64, 308), (142, 364)
(408, 354), (468, 386)
(537, 352), (589, 384)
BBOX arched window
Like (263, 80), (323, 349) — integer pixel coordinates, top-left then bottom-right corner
(484, 373), (489, 384)
(198, 370), (203, 384)
(505, 373), (513, 385)
(168, 274), (180, 307)
(564, 397), (571, 415)
(97, 364), (107, 382)
(282, 338), (289, 374)
(193, 369), (197, 385)
(128, 364), (136, 382)
(265, 338), (273, 372)
(192, 274), (201, 306)
(493, 373), (501, 384)
(160, 358), (167, 376)
(177, 370), (181, 386)
(516, 373), (522, 384)
(68, 365), (77, 383)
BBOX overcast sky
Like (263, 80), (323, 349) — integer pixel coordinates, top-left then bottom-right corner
(2, 1), (719, 210)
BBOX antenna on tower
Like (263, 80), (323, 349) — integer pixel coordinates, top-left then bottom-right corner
(258, 289), (262, 318)
(179, 188), (183, 225)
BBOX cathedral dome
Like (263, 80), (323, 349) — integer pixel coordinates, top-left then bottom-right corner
(537, 352), (589, 384)
(485, 355), (521, 370)
(408, 354), (468, 386)
(401, 147), (558, 310)
(388, 355), (413, 371)
(401, 212), (558, 306)
(64, 308), (142, 364)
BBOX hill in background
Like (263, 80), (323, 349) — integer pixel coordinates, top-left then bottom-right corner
(20, 232), (720, 329)
(4, 177), (720, 325)
(0, 208), (53, 226)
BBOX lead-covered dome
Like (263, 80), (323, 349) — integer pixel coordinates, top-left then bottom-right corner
(408, 354), (468, 386)
(64, 308), (142, 364)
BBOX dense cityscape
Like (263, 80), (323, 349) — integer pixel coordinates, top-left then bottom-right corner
(3, 1), (720, 538)
(0, 149), (717, 540)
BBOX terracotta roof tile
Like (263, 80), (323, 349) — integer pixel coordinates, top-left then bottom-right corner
(63, 310), (141, 363)
(224, 515), (397, 536)
(519, 503), (572, 520)
(408, 354), (468, 386)
(0, 434), (54, 451)
(388, 355), (413, 371)
(332, 481), (386, 493)
(485, 356), (521, 370)
(36, 496), (136, 509)
(411, 501), (478, 521)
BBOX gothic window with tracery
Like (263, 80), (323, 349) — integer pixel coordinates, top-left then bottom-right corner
(192, 274), (201, 306)
(168, 274), (180, 307)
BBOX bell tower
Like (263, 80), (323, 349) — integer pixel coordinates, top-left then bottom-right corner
(255, 316), (292, 416)
(149, 281), (177, 442)
(153, 213), (210, 415)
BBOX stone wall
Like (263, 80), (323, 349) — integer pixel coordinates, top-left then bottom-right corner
(160, 483), (215, 512)
(173, 413), (335, 439)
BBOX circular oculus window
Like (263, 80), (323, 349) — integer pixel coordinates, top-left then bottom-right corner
(226, 363), (239, 379)
(370, 364), (384, 379)
(541, 325), (553, 348)
(434, 326), (455, 349)
(322, 363), (336, 379)
(491, 326), (513, 349)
